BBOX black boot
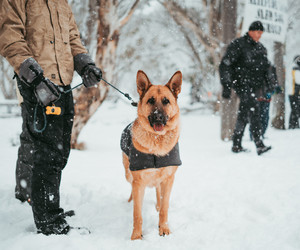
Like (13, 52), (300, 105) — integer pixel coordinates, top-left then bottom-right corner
(256, 141), (271, 155)
(232, 145), (249, 153)
(232, 133), (248, 153)
(37, 217), (70, 236)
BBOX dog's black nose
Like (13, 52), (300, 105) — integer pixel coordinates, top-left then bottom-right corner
(148, 110), (168, 127)
(153, 112), (164, 122)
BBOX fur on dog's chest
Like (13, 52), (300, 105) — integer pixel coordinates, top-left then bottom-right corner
(121, 123), (182, 171)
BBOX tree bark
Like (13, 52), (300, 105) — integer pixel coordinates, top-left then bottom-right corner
(71, 0), (140, 149)
(0, 58), (16, 99)
(220, 0), (238, 141)
(271, 42), (286, 129)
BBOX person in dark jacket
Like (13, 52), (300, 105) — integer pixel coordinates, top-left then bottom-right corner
(288, 55), (300, 129)
(219, 21), (272, 155)
(249, 65), (282, 139)
(0, 0), (102, 235)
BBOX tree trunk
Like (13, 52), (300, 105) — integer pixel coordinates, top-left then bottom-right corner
(0, 57), (16, 100)
(271, 42), (286, 129)
(71, 0), (139, 149)
(220, 0), (238, 141)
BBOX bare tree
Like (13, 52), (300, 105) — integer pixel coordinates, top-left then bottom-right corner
(220, 0), (239, 141)
(159, 0), (232, 106)
(71, 0), (140, 149)
(0, 57), (16, 100)
(271, 42), (285, 129)
(160, 0), (222, 70)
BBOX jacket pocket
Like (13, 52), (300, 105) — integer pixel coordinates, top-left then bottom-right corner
(25, 3), (46, 57)
(57, 10), (70, 44)
(25, 4), (46, 32)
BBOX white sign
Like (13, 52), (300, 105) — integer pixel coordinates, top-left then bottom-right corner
(242, 0), (288, 43)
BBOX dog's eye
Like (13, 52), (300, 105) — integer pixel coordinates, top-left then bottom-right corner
(147, 97), (155, 105)
(162, 97), (170, 105)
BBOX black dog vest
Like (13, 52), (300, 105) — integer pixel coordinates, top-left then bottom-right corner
(121, 123), (182, 171)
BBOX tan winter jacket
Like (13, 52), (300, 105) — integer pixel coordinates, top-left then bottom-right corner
(0, 0), (87, 86)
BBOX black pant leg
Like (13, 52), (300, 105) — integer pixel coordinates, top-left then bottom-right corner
(248, 99), (263, 145)
(15, 77), (39, 201)
(232, 100), (249, 146)
(289, 94), (300, 128)
(31, 88), (74, 229)
(15, 103), (35, 201)
(259, 101), (270, 137)
(62, 88), (74, 167)
(16, 77), (74, 230)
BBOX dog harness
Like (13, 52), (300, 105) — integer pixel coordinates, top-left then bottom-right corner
(121, 123), (182, 171)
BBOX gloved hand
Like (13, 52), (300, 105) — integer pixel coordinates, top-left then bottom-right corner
(19, 57), (44, 86)
(222, 86), (231, 99)
(35, 78), (61, 106)
(265, 92), (271, 100)
(274, 85), (283, 94)
(81, 64), (102, 88)
(74, 53), (102, 88)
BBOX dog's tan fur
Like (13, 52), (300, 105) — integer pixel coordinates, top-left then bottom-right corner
(122, 70), (182, 240)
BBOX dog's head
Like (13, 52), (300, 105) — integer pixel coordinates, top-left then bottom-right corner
(136, 70), (182, 134)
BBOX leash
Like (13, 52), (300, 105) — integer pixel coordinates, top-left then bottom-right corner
(101, 78), (137, 107)
(64, 78), (138, 107)
(33, 104), (47, 133)
(33, 77), (137, 133)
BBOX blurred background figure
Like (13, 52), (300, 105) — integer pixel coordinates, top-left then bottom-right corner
(219, 21), (272, 155)
(288, 55), (300, 129)
(249, 64), (282, 140)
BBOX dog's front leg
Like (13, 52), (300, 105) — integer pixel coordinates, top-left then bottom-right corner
(131, 180), (145, 240)
(156, 185), (161, 212)
(159, 174), (175, 236)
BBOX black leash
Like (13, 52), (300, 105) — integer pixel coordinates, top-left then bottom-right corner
(65, 78), (138, 107)
(101, 78), (137, 107)
(33, 77), (137, 133)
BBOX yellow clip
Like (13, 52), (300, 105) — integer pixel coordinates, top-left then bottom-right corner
(46, 105), (61, 115)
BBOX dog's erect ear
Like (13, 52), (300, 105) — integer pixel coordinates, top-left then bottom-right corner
(166, 71), (182, 98)
(137, 70), (152, 98)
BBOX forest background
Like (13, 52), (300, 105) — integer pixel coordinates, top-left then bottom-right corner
(0, 0), (299, 145)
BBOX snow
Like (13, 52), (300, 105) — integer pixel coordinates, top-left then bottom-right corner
(0, 97), (299, 250)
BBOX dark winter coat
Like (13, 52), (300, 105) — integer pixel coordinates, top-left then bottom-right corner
(219, 33), (271, 98)
(121, 123), (182, 171)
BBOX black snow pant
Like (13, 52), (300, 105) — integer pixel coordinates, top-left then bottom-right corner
(15, 77), (74, 230)
(288, 91), (300, 129)
(233, 95), (264, 148)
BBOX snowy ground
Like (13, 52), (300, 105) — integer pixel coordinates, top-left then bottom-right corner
(0, 98), (299, 250)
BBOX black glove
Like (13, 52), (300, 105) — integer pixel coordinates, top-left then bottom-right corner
(222, 86), (231, 99)
(81, 64), (102, 88)
(74, 53), (102, 88)
(19, 58), (44, 86)
(274, 85), (283, 94)
(34, 78), (61, 106)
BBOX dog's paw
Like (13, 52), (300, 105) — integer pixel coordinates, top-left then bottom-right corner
(159, 224), (171, 236)
(131, 231), (143, 240)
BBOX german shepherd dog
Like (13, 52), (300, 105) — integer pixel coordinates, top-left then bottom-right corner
(121, 70), (182, 240)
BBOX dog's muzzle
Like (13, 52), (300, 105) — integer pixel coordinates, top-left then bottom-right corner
(148, 110), (169, 132)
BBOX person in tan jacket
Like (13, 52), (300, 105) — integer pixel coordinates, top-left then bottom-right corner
(0, 0), (102, 235)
